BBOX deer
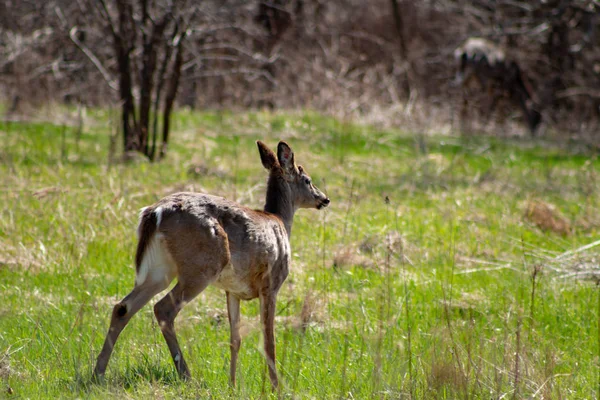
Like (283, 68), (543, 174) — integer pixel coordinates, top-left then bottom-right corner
(454, 37), (542, 135)
(92, 140), (330, 390)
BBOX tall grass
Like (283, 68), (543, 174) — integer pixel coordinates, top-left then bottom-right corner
(0, 108), (599, 398)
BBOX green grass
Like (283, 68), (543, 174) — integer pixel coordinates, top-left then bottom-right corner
(1, 108), (599, 398)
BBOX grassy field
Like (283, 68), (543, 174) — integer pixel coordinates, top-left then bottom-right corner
(1, 108), (599, 399)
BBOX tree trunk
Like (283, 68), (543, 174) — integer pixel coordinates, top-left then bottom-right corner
(160, 29), (186, 160)
(114, 0), (138, 152)
(95, 0), (185, 160)
(390, 0), (411, 96)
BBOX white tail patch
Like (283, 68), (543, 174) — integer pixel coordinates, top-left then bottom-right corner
(137, 206), (164, 238)
(155, 206), (163, 227)
(137, 207), (149, 238)
(135, 232), (177, 287)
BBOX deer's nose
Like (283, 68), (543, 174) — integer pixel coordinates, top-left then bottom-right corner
(323, 198), (330, 206)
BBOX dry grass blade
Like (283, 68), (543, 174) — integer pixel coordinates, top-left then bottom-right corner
(32, 186), (64, 199)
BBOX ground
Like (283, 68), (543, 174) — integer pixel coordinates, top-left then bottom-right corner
(0, 107), (599, 398)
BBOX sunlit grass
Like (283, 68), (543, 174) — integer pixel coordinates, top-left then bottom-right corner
(0, 108), (599, 398)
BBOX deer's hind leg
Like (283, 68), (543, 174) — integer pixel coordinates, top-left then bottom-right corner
(94, 232), (179, 378)
(153, 220), (231, 379)
(94, 278), (171, 378)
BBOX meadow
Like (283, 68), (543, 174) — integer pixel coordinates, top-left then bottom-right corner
(0, 108), (599, 399)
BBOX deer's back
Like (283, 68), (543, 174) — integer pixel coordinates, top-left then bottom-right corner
(151, 192), (290, 299)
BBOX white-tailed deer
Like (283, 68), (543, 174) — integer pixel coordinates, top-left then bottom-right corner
(93, 141), (330, 389)
(454, 37), (542, 135)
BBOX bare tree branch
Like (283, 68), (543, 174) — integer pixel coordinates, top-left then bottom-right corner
(69, 26), (118, 91)
(556, 87), (600, 99)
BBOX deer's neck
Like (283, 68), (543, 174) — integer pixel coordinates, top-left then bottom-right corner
(264, 174), (295, 237)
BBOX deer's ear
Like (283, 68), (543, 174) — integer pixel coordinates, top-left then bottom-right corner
(277, 141), (297, 174)
(257, 141), (278, 170)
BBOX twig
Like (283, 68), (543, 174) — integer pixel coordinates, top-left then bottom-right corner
(556, 271), (600, 281)
(189, 68), (277, 85)
(556, 87), (600, 99)
(530, 374), (571, 398)
(554, 239), (600, 261)
(69, 26), (118, 91)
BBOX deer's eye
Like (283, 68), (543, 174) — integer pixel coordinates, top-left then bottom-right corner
(304, 178), (311, 185)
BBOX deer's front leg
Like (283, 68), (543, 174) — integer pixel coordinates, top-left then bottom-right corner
(259, 291), (278, 390)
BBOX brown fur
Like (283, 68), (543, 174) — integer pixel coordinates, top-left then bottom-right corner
(93, 141), (330, 390)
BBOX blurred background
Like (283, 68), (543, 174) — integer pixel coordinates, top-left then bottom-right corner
(2, 3), (600, 398)
(1, 0), (599, 153)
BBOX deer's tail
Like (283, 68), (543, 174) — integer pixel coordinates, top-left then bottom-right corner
(134, 206), (159, 283)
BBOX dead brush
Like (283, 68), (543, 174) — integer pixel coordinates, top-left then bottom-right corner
(0, 355), (10, 381)
(429, 360), (467, 393)
(299, 290), (317, 333)
(332, 244), (375, 270)
(0, 241), (44, 271)
(333, 230), (408, 271)
(524, 200), (571, 236)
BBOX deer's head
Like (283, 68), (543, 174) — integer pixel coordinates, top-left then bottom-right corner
(257, 140), (330, 211)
